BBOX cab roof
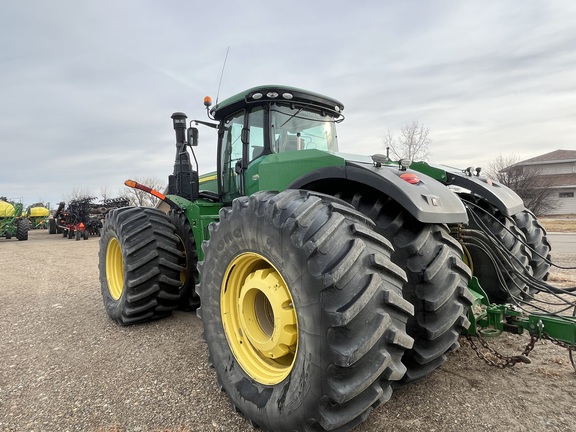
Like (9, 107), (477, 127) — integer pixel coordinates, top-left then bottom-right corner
(210, 85), (345, 120)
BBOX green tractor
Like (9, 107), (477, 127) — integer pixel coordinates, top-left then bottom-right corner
(98, 86), (575, 432)
(0, 197), (30, 240)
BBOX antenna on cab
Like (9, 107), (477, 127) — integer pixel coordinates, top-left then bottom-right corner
(215, 46), (230, 107)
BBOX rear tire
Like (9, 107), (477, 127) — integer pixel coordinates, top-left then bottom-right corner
(49, 219), (57, 234)
(16, 219), (30, 241)
(168, 210), (200, 311)
(463, 199), (533, 303)
(336, 191), (473, 382)
(198, 190), (414, 432)
(99, 207), (182, 325)
(513, 209), (551, 281)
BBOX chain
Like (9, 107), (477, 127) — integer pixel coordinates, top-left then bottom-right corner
(542, 334), (576, 373)
(467, 332), (576, 372)
(542, 333), (576, 351)
(466, 332), (539, 368)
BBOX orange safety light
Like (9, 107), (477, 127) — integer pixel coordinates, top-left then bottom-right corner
(204, 96), (212, 107)
(399, 173), (421, 185)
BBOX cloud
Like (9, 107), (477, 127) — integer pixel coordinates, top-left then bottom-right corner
(1, 1), (576, 206)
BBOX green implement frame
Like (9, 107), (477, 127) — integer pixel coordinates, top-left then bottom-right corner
(467, 277), (576, 345)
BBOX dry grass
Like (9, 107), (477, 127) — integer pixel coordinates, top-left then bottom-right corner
(548, 272), (576, 285)
(538, 216), (576, 233)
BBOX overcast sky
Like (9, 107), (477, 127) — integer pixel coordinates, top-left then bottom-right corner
(2, 1), (576, 208)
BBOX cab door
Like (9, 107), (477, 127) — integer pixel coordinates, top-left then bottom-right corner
(218, 107), (266, 203)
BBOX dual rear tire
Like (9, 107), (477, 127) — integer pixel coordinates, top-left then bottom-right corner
(513, 209), (551, 281)
(334, 190), (473, 383)
(462, 199), (549, 303)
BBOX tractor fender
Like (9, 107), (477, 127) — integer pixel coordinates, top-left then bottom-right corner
(288, 161), (468, 224)
(443, 169), (525, 217)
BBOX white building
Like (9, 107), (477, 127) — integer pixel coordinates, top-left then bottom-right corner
(512, 149), (576, 215)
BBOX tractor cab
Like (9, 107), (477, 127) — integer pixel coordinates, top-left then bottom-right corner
(206, 86), (345, 202)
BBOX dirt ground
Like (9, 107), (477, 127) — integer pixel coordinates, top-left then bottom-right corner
(1, 230), (575, 432)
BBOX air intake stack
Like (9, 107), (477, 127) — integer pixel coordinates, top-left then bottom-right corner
(168, 112), (199, 200)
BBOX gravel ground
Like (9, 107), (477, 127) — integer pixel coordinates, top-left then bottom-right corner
(1, 230), (575, 432)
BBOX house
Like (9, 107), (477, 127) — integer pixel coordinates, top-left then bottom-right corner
(511, 149), (576, 215)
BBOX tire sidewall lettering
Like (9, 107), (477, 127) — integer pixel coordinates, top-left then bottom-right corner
(216, 227), (243, 252)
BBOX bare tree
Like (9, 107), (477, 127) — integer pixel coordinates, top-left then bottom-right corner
(61, 187), (93, 203)
(123, 176), (166, 207)
(382, 129), (395, 156)
(486, 154), (558, 216)
(100, 185), (112, 201)
(384, 121), (431, 161)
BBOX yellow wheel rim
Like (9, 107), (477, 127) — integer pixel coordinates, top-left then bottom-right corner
(221, 252), (298, 385)
(106, 237), (124, 300)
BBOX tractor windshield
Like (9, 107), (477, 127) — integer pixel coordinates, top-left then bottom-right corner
(270, 104), (338, 153)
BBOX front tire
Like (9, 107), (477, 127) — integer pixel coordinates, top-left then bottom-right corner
(198, 190), (414, 432)
(168, 210), (200, 311)
(98, 207), (182, 325)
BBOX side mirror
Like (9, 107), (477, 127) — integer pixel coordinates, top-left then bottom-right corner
(187, 127), (199, 146)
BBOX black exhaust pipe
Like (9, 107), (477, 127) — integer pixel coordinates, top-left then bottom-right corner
(168, 112), (199, 200)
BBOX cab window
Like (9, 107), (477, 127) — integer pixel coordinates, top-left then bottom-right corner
(248, 107), (265, 161)
(269, 104), (338, 153)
